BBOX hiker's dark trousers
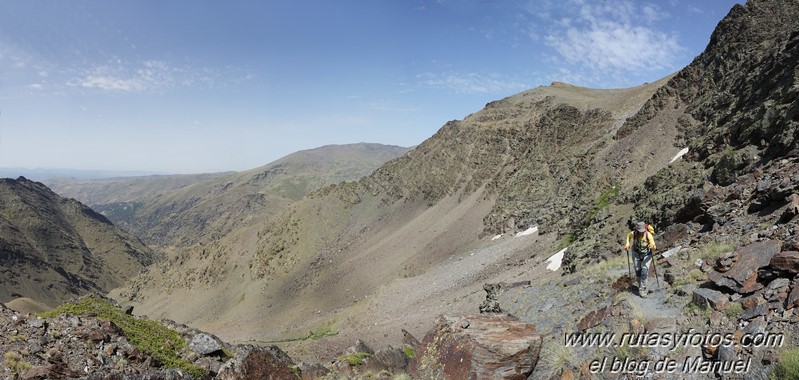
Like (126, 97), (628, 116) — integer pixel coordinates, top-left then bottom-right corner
(632, 249), (652, 288)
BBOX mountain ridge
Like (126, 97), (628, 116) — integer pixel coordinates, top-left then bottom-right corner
(0, 177), (157, 309)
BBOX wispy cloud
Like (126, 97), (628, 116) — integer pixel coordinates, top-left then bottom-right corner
(418, 71), (529, 94)
(69, 59), (233, 93)
(533, 1), (683, 86)
(0, 40), (255, 97)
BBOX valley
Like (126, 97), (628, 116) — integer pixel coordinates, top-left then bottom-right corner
(1, 0), (799, 378)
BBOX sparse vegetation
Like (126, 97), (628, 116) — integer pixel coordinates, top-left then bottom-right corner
(725, 302), (743, 318)
(38, 295), (206, 377)
(582, 185), (620, 224)
(308, 323), (338, 340)
(340, 352), (371, 366)
(556, 233), (575, 251)
(403, 345), (415, 359)
(614, 337), (648, 361)
(539, 339), (576, 378)
(770, 348), (799, 380)
(695, 241), (736, 262)
(3, 351), (32, 374)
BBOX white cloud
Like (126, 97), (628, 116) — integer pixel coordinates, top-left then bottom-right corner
(418, 71), (529, 94)
(548, 23), (680, 72)
(71, 59), (174, 92)
(67, 59), (254, 94)
(530, 0), (683, 86)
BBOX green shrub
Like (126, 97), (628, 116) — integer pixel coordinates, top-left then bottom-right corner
(38, 295), (206, 377)
(696, 241), (736, 261)
(340, 352), (371, 366)
(3, 351), (31, 374)
(403, 346), (415, 359)
(771, 348), (799, 380)
(725, 302), (744, 318)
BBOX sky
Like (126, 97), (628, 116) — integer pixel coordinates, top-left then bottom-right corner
(0, 0), (743, 174)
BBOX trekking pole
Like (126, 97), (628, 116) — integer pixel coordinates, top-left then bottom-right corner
(651, 250), (661, 290)
(625, 248), (632, 291)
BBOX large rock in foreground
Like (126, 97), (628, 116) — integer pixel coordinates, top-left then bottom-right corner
(708, 240), (782, 293)
(409, 314), (541, 380)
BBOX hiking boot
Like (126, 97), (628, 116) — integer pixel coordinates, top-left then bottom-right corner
(639, 287), (648, 298)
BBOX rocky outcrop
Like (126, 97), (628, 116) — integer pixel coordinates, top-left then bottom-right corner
(0, 296), (297, 379)
(216, 345), (298, 380)
(409, 314), (541, 380)
(707, 240), (782, 293)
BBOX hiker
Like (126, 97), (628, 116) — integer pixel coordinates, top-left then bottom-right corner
(624, 221), (656, 297)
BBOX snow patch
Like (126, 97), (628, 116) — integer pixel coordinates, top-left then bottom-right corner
(491, 234), (502, 241)
(546, 248), (567, 271)
(670, 147), (689, 164)
(515, 226), (539, 237)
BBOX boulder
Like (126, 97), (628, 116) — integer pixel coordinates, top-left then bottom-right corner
(190, 332), (224, 356)
(787, 280), (799, 309)
(217, 345), (298, 380)
(409, 314), (541, 380)
(345, 339), (375, 355)
(770, 251), (799, 273)
(708, 240), (781, 293)
(779, 193), (799, 222)
(692, 288), (730, 311)
(363, 346), (409, 374)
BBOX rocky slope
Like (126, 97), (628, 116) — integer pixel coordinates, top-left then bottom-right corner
(0, 177), (157, 310)
(1, 0), (795, 378)
(84, 143), (408, 248)
(112, 77), (672, 357)
(109, 0), (799, 378)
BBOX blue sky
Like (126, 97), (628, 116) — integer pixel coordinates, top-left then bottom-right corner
(0, 0), (742, 174)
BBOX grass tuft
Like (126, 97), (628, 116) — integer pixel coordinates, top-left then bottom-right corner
(696, 241), (736, 262)
(3, 351), (32, 374)
(771, 348), (799, 380)
(340, 352), (371, 366)
(725, 302), (744, 318)
(38, 295), (206, 377)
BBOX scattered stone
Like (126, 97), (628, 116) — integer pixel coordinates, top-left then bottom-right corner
(740, 294), (766, 310)
(577, 305), (610, 331)
(346, 339), (375, 356)
(716, 251), (738, 272)
(787, 280), (799, 309)
(298, 361), (330, 379)
(741, 303), (770, 320)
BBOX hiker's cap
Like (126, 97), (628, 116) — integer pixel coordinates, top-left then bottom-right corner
(636, 221), (646, 232)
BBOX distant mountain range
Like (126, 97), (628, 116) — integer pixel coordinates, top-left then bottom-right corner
(0, 168), (163, 181)
(48, 143), (410, 247)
